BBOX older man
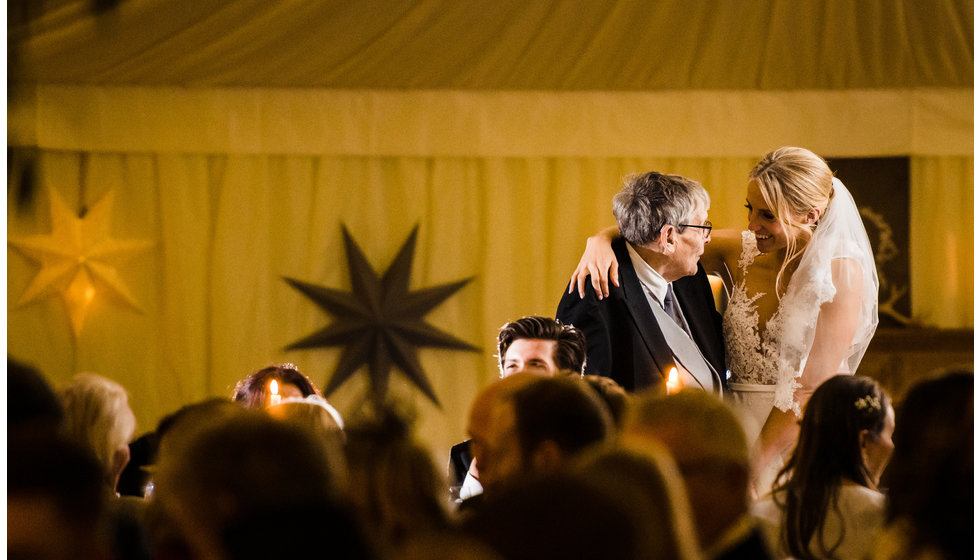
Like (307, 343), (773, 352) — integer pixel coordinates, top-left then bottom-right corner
(557, 171), (726, 393)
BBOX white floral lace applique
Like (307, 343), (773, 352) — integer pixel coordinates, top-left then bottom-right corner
(723, 231), (775, 385)
(723, 231), (838, 415)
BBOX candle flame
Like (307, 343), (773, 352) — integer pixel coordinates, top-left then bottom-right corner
(268, 379), (282, 407)
(666, 367), (680, 394)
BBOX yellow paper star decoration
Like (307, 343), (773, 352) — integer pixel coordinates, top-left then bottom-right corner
(8, 188), (154, 336)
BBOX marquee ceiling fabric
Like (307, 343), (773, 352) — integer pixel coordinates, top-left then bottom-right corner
(11, 0), (973, 90)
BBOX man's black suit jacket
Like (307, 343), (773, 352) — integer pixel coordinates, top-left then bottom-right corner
(556, 238), (726, 392)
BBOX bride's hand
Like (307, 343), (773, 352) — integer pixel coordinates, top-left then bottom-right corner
(569, 228), (620, 299)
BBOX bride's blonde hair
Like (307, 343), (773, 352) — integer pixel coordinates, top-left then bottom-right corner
(749, 147), (834, 295)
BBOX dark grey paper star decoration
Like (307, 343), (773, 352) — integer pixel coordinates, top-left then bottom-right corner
(284, 225), (477, 407)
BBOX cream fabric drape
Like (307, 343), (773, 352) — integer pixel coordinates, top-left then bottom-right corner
(12, 87), (972, 157)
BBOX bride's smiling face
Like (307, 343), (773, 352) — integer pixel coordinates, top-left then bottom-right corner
(745, 180), (807, 254)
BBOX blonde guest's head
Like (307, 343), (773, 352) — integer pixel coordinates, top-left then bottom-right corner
(59, 372), (137, 490)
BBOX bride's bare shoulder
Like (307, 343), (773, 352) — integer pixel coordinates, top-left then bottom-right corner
(707, 228), (743, 258)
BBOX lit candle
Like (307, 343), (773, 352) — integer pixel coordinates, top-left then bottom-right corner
(665, 367), (681, 394)
(269, 379), (281, 406)
(707, 274), (725, 313)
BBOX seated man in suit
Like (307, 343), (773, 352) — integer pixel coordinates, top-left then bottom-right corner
(624, 390), (775, 560)
(557, 171), (725, 394)
(450, 316), (588, 504)
(496, 315), (587, 378)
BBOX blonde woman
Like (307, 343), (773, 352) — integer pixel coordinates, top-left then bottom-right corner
(59, 372), (137, 493)
(570, 147), (879, 492)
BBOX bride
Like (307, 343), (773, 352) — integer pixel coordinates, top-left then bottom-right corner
(569, 147), (878, 492)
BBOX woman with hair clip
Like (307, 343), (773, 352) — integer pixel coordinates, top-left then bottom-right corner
(752, 375), (894, 559)
(232, 363), (322, 409)
(568, 147), (879, 492)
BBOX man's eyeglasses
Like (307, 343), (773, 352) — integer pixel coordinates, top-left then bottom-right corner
(678, 221), (712, 238)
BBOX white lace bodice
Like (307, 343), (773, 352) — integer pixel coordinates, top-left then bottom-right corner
(722, 231), (837, 414)
(722, 232), (774, 385)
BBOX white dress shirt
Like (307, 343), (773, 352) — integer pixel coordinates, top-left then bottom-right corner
(626, 242), (720, 394)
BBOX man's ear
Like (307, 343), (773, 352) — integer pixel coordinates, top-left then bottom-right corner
(110, 445), (131, 490)
(658, 226), (677, 254)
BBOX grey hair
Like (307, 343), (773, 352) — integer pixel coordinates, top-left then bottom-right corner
(59, 372), (137, 484)
(612, 172), (710, 246)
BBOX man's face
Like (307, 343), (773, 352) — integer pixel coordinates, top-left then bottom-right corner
(662, 202), (710, 282)
(501, 338), (559, 377)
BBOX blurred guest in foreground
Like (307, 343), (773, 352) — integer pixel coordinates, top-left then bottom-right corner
(464, 437), (696, 559)
(152, 409), (368, 560)
(343, 405), (450, 557)
(9, 358), (111, 560)
(626, 389), (774, 560)
(575, 444), (702, 560)
(9, 430), (111, 560)
(464, 472), (649, 560)
(456, 373), (540, 508)
(8, 356), (64, 432)
(871, 369), (973, 560)
(142, 398), (244, 560)
(467, 374), (612, 506)
(582, 374), (631, 432)
(753, 375), (893, 559)
(267, 394), (347, 478)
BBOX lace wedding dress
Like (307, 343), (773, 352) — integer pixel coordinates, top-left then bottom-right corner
(722, 178), (879, 489)
(723, 229), (825, 442)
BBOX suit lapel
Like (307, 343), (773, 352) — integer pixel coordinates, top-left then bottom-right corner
(651, 303), (722, 394)
(613, 240), (676, 382)
(673, 265), (726, 381)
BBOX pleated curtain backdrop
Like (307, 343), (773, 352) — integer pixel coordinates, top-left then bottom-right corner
(8, 149), (972, 458)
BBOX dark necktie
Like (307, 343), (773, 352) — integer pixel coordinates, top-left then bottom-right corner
(663, 284), (686, 331)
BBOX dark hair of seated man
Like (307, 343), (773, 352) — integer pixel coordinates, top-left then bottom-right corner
(496, 316), (587, 376)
